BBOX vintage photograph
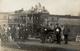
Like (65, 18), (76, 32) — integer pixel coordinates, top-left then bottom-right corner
(0, 0), (80, 51)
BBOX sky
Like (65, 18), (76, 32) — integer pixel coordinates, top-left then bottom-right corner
(0, 0), (80, 16)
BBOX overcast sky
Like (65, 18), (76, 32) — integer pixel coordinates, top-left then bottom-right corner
(0, 0), (80, 16)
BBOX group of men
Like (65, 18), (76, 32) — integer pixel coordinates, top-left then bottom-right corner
(54, 24), (70, 44)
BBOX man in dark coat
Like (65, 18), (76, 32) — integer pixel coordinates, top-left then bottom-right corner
(11, 26), (16, 41)
(40, 27), (46, 43)
(54, 24), (61, 44)
(63, 25), (70, 44)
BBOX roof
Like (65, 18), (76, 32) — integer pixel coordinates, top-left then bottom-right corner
(49, 15), (80, 19)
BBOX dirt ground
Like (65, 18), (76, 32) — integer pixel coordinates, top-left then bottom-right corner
(0, 46), (27, 51)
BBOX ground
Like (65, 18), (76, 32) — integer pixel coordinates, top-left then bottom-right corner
(0, 38), (80, 51)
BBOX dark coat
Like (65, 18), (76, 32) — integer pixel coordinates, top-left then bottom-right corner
(63, 27), (70, 35)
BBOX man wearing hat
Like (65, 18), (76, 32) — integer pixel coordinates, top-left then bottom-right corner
(54, 24), (61, 44)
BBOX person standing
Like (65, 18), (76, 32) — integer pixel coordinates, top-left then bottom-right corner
(54, 24), (61, 44)
(63, 25), (70, 44)
(40, 27), (46, 43)
(61, 25), (64, 41)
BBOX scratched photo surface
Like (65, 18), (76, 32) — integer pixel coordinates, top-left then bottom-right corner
(0, 0), (80, 51)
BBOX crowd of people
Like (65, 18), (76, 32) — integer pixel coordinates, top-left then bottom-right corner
(0, 23), (70, 44)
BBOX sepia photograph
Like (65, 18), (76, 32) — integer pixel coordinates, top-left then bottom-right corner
(0, 0), (80, 51)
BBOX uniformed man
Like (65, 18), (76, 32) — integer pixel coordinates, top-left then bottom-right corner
(11, 25), (16, 41)
(40, 27), (46, 43)
(63, 25), (70, 44)
(54, 24), (61, 44)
